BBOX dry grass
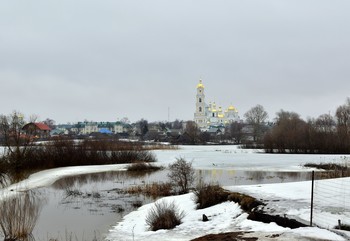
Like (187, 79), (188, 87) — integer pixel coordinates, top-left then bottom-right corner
(0, 191), (42, 240)
(194, 183), (229, 209)
(305, 162), (350, 178)
(228, 192), (263, 212)
(127, 162), (162, 172)
(127, 182), (173, 198)
(0, 170), (9, 189)
(193, 182), (263, 212)
(145, 200), (185, 231)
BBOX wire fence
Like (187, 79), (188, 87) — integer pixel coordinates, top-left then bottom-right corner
(312, 170), (350, 230)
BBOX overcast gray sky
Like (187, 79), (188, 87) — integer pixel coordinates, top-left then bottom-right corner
(1, 0), (350, 124)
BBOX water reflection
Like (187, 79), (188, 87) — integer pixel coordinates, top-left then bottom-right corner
(33, 171), (161, 241)
(51, 171), (158, 190)
(0, 191), (44, 241)
(28, 169), (313, 241)
(0, 170), (39, 189)
(196, 169), (312, 186)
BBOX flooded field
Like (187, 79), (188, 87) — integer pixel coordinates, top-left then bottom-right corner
(33, 172), (155, 241)
(2, 145), (349, 240)
(31, 168), (313, 240)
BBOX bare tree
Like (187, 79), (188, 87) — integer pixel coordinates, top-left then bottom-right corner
(172, 119), (183, 130)
(0, 111), (36, 170)
(226, 121), (244, 144)
(336, 98), (350, 133)
(137, 119), (149, 140)
(167, 158), (195, 194)
(316, 113), (336, 133)
(43, 118), (56, 130)
(335, 98), (350, 151)
(244, 104), (269, 142)
(265, 110), (309, 153)
(183, 121), (200, 144)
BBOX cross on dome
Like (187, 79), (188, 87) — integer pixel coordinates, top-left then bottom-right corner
(196, 79), (204, 88)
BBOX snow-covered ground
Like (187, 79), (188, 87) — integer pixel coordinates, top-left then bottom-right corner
(0, 164), (129, 200)
(1, 145), (350, 240)
(154, 145), (350, 172)
(105, 182), (349, 241)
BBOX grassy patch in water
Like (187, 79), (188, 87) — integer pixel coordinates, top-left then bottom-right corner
(127, 182), (173, 198)
(304, 162), (350, 178)
(127, 162), (163, 172)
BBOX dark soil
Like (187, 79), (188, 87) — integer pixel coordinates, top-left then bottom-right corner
(191, 232), (258, 241)
(247, 211), (308, 229)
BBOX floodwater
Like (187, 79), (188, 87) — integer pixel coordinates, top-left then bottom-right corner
(32, 171), (156, 241)
(31, 168), (312, 241)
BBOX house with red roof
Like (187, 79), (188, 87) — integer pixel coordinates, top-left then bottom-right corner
(22, 122), (52, 139)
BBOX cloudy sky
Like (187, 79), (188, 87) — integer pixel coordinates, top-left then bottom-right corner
(1, 1), (350, 124)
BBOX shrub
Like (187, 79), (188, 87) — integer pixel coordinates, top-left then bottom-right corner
(127, 162), (162, 172)
(0, 191), (42, 240)
(168, 158), (195, 194)
(145, 200), (185, 231)
(194, 183), (229, 209)
(228, 192), (263, 212)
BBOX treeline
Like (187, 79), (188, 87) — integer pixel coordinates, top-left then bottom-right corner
(0, 137), (156, 174)
(263, 98), (350, 154)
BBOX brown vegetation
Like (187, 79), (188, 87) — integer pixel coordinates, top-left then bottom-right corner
(126, 182), (173, 198)
(227, 192), (263, 212)
(0, 191), (42, 241)
(127, 162), (162, 172)
(145, 200), (185, 231)
(305, 162), (350, 178)
(194, 183), (229, 209)
(0, 138), (156, 174)
(264, 99), (350, 154)
(193, 182), (263, 212)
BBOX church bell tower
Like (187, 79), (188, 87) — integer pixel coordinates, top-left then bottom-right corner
(194, 79), (207, 128)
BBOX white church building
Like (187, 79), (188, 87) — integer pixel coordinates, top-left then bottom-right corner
(194, 79), (240, 130)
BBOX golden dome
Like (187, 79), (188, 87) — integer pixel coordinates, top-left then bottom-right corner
(228, 105), (236, 111)
(196, 79), (204, 88)
(218, 114), (224, 118)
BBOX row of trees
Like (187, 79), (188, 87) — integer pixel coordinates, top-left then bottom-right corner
(210, 98), (350, 154)
(264, 99), (350, 153)
(2, 98), (350, 153)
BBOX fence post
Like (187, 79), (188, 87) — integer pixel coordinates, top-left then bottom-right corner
(310, 170), (314, 226)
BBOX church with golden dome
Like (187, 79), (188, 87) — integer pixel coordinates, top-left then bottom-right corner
(194, 79), (239, 130)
